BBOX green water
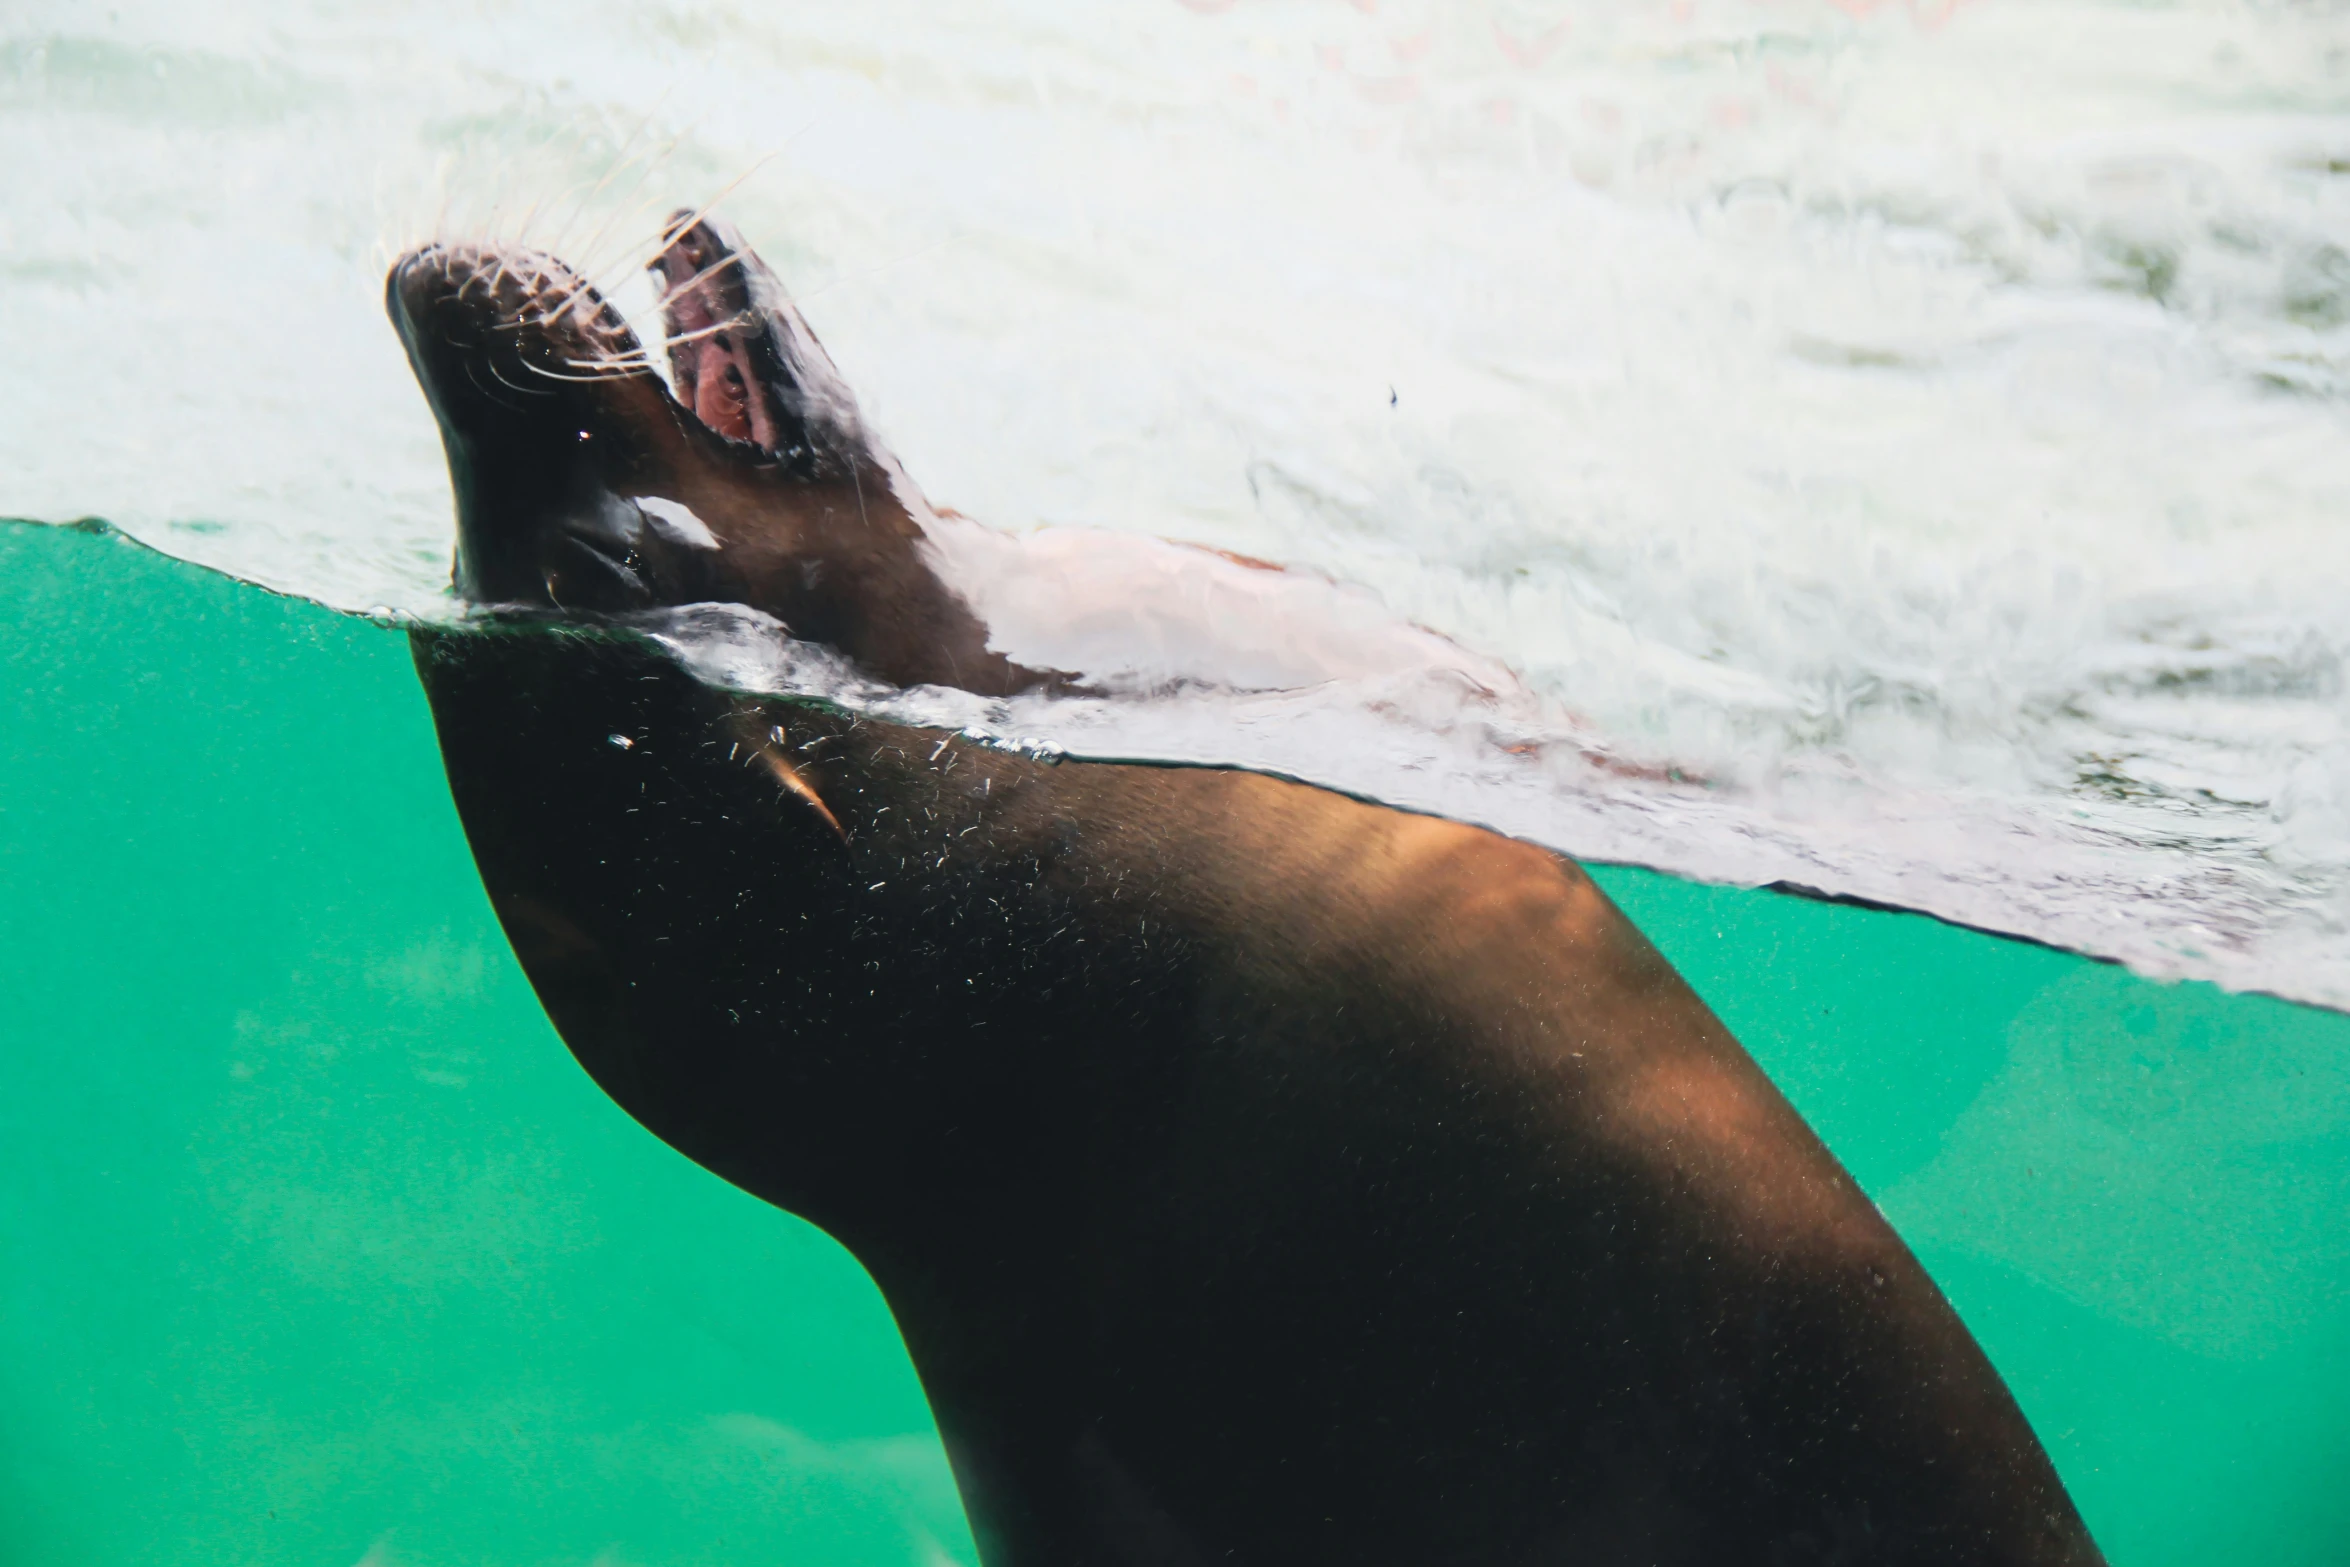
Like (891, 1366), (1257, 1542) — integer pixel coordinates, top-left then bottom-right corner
(4, 519), (2347, 1565)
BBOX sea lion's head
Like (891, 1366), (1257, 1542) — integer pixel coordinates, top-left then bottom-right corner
(389, 215), (1028, 693)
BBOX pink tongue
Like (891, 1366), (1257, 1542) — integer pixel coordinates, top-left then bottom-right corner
(690, 331), (756, 443)
(654, 224), (779, 450)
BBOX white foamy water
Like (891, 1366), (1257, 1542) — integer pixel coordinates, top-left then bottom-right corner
(4, 0), (2348, 1004)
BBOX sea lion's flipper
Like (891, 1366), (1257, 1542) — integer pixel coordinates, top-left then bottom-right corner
(651, 213), (867, 477)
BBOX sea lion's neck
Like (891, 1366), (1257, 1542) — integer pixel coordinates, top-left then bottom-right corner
(724, 469), (1042, 699)
(409, 624), (1098, 1235)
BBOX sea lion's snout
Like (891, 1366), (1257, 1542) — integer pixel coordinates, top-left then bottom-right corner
(387, 243), (645, 440)
(388, 242), (735, 613)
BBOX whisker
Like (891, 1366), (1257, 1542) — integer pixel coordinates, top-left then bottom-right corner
(422, 149), (465, 249)
(649, 250), (752, 316)
(549, 87), (674, 257)
(554, 350), (658, 371)
(578, 110), (816, 285)
(483, 355), (557, 399)
(513, 190), (553, 249)
(527, 361), (659, 384)
(661, 155), (780, 250)
(571, 118), (705, 283)
(537, 276), (603, 331)
(520, 166), (617, 257)
(507, 112), (602, 247)
(649, 316), (751, 353)
(559, 350), (661, 369)
(574, 152), (777, 302)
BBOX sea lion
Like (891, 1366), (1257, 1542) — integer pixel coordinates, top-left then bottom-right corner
(387, 214), (2105, 1567)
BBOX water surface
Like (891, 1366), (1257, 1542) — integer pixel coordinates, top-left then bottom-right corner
(5, 0), (2347, 1001)
(8, 520), (2350, 1565)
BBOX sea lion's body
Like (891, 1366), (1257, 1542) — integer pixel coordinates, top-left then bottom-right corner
(391, 218), (2104, 1566)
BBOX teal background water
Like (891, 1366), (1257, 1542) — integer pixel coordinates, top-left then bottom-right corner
(5, 517), (2348, 1565)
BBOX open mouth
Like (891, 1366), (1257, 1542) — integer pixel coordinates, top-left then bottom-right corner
(649, 217), (814, 462)
(388, 211), (853, 466)
(385, 212), (875, 612)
